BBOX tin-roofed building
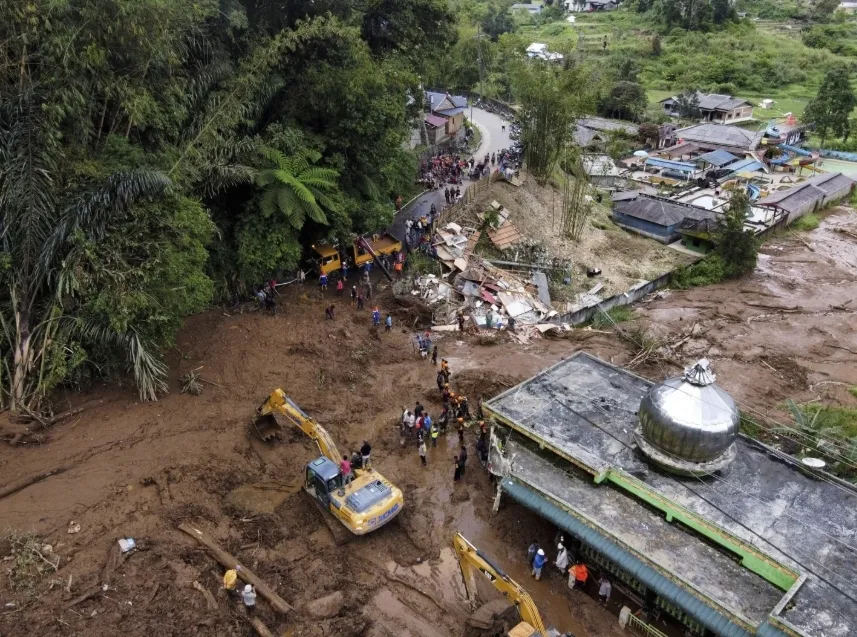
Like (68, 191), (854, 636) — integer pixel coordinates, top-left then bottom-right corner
(757, 172), (855, 222)
(661, 92), (755, 124)
(425, 91), (468, 136)
(485, 352), (857, 637)
(675, 123), (764, 154)
(611, 192), (714, 243)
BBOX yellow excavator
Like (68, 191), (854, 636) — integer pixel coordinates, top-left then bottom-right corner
(454, 533), (550, 637)
(254, 389), (404, 536)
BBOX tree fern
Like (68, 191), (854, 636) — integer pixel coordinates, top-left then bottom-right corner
(254, 145), (341, 230)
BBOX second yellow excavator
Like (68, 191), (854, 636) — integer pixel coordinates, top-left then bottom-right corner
(454, 533), (553, 637)
(255, 389), (403, 536)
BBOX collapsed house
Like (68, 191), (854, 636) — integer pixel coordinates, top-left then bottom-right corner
(416, 220), (556, 336)
(485, 352), (857, 637)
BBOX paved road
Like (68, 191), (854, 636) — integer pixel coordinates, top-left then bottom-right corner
(389, 107), (513, 242)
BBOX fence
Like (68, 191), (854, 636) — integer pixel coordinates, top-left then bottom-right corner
(625, 614), (669, 637)
(436, 171), (505, 228)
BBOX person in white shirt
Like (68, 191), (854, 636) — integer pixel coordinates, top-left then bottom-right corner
(241, 584), (257, 614)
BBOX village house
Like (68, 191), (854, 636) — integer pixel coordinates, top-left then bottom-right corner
(756, 172), (855, 222)
(425, 91), (467, 138)
(565, 0), (619, 10)
(660, 92), (755, 124)
(526, 43), (564, 62)
(510, 3), (542, 15)
(610, 191), (715, 243)
(667, 122), (764, 156)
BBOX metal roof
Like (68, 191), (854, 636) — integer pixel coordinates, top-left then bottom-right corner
(645, 157), (698, 173)
(698, 149), (739, 167)
(502, 479), (755, 637)
(578, 117), (639, 135)
(757, 172), (855, 213)
(676, 124), (763, 151)
(424, 114), (447, 128)
(722, 158), (764, 174)
(613, 194), (714, 227)
(662, 92), (752, 113)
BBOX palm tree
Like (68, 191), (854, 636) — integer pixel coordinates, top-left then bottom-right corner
(1, 90), (172, 410)
(255, 146), (340, 230)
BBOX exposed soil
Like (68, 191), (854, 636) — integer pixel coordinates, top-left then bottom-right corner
(458, 175), (695, 298)
(0, 280), (629, 637)
(634, 207), (857, 422)
(2, 208), (854, 637)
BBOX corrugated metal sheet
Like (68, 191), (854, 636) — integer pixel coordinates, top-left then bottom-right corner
(501, 478), (755, 637)
(645, 158), (697, 173)
(487, 223), (523, 249)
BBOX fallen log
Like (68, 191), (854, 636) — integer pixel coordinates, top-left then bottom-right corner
(192, 581), (218, 611)
(0, 467), (68, 501)
(249, 616), (277, 637)
(178, 523), (293, 614)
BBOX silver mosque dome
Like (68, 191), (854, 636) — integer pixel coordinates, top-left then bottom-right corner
(635, 359), (739, 476)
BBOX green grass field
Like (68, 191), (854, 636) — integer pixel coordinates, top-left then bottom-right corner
(520, 10), (856, 121)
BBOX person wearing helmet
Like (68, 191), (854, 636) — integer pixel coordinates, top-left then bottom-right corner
(223, 565), (241, 597)
(241, 583), (257, 614)
(532, 548), (547, 580)
(457, 417), (465, 444)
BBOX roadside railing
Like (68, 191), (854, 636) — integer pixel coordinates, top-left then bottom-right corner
(626, 614), (669, 637)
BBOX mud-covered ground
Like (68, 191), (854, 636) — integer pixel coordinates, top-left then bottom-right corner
(0, 282), (630, 637)
(636, 207), (857, 420)
(1, 208), (854, 637)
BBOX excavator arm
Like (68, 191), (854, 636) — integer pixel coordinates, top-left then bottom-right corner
(453, 533), (548, 637)
(257, 389), (342, 462)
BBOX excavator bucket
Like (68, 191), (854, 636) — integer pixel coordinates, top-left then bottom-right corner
(252, 410), (291, 442)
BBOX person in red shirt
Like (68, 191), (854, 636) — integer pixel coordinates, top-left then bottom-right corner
(340, 455), (353, 484)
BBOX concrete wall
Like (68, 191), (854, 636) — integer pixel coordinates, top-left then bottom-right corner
(549, 270), (677, 325)
(612, 211), (677, 243)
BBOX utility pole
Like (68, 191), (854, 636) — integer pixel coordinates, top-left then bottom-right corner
(476, 23), (485, 104)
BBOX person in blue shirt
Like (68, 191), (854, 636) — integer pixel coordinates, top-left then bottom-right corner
(319, 273), (328, 291)
(385, 314), (392, 332)
(532, 548), (547, 580)
(372, 307), (381, 326)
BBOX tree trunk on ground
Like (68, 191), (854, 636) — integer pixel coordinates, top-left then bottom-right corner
(177, 523), (294, 614)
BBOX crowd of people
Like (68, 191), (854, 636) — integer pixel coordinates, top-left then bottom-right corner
(418, 151), (468, 191)
(395, 355), (489, 484)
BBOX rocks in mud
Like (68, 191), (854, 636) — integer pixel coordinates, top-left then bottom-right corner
(304, 590), (344, 619)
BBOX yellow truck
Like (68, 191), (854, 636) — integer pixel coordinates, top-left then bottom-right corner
(312, 233), (401, 278)
(254, 390), (404, 536)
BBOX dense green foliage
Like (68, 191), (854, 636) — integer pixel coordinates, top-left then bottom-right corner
(803, 66), (857, 147)
(0, 0), (455, 408)
(716, 190), (759, 277)
(790, 213), (821, 231)
(670, 255), (728, 288)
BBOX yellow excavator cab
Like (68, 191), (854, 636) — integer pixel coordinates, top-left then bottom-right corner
(254, 390), (403, 536)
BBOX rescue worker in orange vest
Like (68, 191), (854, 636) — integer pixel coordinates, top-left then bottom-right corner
(569, 560), (589, 591)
